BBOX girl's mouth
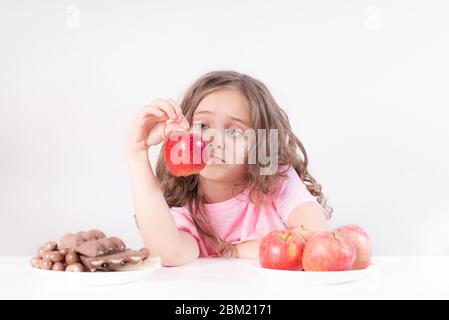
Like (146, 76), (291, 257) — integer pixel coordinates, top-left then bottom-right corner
(208, 155), (225, 164)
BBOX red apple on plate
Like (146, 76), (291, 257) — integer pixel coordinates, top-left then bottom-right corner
(335, 224), (372, 270)
(259, 229), (306, 271)
(302, 231), (356, 272)
(164, 132), (207, 177)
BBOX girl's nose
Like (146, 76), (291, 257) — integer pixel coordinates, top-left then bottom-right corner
(209, 127), (226, 149)
(213, 135), (225, 150)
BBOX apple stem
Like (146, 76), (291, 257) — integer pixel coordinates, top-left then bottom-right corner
(280, 233), (290, 241)
(333, 231), (343, 244)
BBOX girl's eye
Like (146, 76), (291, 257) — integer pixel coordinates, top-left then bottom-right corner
(225, 128), (244, 137)
(193, 122), (209, 130)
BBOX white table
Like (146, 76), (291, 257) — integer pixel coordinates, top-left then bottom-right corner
(0, 256), (448, 299)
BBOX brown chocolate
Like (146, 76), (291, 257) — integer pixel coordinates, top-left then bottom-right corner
(75, 237), (126, 257)
(32, 230), (150, 273)
(65, 263), (85, 272)
(60, 230), (106, 249)
(65, 252), (80, 265)
(52, 262), (65, 271)
(43, 241), (58, 252)
(37, 246), (46, 258)
(40, 260), (53, 270)
(41, 251), (53, 261)
(30, 256), (42, 269)
(48, 251), (64, 263)
(80, 248), (150, 272)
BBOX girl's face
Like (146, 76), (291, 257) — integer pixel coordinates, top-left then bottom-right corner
(191, 87), (252, 183)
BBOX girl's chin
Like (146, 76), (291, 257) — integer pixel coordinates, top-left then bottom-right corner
(199, 164), (246, 181)
(199, 164), (226, 177)
(204, 158), (226, 165)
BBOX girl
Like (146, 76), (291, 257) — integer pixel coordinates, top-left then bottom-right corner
(125, 71), (331, 266)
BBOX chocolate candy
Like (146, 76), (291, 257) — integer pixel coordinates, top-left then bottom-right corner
(41, 251), (52, 261)
(31, 230), (150, 273)
(37, 246), (46, 257)
(52, 262), (66, 271)
(60, 230), (106, 249)
(30, 256), (42, 268)
(65, 263), (85, 272)
(40, 260), (53, 270)
(80, 248), (150, 272)
(65, 251), (80, 265)
(74, 237), (126, 257)
(40, 251), (63, 263)
(43, 241), (57, 252)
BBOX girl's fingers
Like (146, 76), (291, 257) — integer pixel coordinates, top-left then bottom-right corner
(153, 99), (178, 120)
(138, 99), (189, 129)
(166, 99), (190, 129)
(140, 104), (165, 118)
(166, 99), (184, 118)
(164, 121), (188, 137)
(137, 106), (167, 127)
(166, 99), (180, 117)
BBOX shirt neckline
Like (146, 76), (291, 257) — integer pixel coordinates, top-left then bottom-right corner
(203, 188), (250, 211)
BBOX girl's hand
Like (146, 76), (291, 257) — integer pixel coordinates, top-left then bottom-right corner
(233, 240), (261, 259)
(125, 99), (190, 153)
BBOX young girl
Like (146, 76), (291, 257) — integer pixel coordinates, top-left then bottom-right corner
(125, 71), (331, 266)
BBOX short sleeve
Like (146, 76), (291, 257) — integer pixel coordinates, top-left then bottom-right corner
(273, 166), (319, 224)
(169, 206), (207, 256)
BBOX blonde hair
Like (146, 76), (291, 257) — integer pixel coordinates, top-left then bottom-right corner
(156, 71), (332, 257)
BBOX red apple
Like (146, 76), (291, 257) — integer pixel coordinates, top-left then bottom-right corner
(302, 231), (356, 271)
(259, 229), (306, 271)
(288, 225), (314, 242)
(164, 132), (207, 177)
(335, 224), (372, 270)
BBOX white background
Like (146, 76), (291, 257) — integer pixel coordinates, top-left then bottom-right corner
(1, 0), (448, 256)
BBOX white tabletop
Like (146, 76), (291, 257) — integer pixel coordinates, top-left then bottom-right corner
(0, 256), (448, 299)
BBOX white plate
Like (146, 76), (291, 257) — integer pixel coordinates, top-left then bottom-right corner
(31, 256), (162, 287)
(249, 260), (376, 286)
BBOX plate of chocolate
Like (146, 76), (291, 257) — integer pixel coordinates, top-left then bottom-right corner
(30, 230), (161, 286)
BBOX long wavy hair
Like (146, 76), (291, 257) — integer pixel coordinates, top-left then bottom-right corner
(155, 71), (332, 257)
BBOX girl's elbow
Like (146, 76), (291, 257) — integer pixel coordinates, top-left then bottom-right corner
(161, 252), (197, 267)
(160, 246), (199, 267)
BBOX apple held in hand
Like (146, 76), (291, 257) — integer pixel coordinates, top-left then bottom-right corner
(335, 224), (372, 269)
(164, 132), (208, 177)
(259, 229), (306, 271)
(302, 231), (356, 272)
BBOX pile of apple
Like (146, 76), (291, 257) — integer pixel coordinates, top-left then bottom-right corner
(259, 225), (372, 272)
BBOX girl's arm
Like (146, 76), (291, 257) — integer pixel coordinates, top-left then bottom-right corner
(234, 202), (328, 259)
(286, 202), (329, 232)
(126, 100), (198, 267)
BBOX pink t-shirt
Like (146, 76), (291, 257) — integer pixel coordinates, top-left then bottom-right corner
(170, 165), (327, 257)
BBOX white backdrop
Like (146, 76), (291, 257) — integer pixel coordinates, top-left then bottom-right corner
(1, 0), (448, 256)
